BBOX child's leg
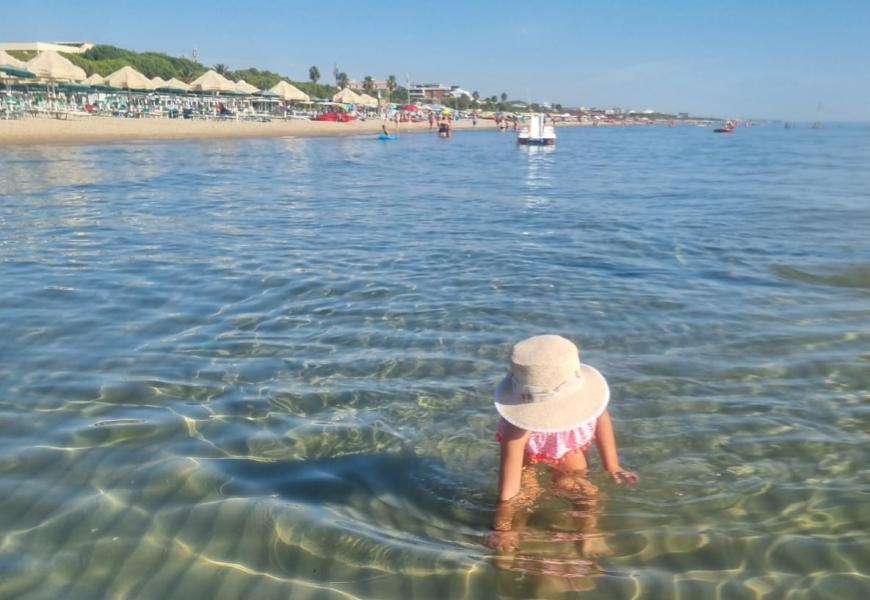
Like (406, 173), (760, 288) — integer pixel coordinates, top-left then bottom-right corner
(548, 451), (610, 558)
(551, 450), (599, 496)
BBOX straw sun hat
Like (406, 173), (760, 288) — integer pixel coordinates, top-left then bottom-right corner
(494, 335), (609, 432)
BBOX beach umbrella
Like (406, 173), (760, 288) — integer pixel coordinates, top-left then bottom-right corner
(357, 93), (378, 107)
(83, 73), (105, 86)
(270, 80), (310, 102)
(162, 77), (191, 92)
(149, 76), (168, 90)
(105, 66), (152, 90)
(402, 104), (420, 111)
(189, 70), (236, 93)
(233, 79), (259, 95)
(0, 50), (34, 80)
(332, 87), (362, 104)
(26, 51), (86, 82)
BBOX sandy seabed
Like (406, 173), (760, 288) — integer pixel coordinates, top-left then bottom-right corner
(0, 115), (508, 146)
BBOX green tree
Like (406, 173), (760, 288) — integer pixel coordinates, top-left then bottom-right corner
(309, 65), (320, 84)
(336, 71), (349, 89)
(363, 75), (374, 93)
(214, 63), (231, 76)
(472, 90), (480, 101)
(500, 92), (508, 102)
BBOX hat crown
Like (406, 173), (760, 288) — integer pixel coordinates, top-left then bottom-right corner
(509, 335), (582, 393)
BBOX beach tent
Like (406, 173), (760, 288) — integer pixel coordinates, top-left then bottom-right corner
(357, 93), (378, 107)
(83, 73), (105, 86)
(332, 88), (362, 104)
(161, 77), (191, 92)
(26, 51), (86, 82)
(234, 79), (259, 95)
(189, 70), (236, 93)
(105, 66), (151, 90)
(270, 80), (310, 102)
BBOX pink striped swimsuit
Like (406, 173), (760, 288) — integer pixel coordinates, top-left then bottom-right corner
(496, 417), (598, 464)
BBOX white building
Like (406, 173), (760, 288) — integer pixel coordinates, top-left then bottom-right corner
(0, 41), (93, 54)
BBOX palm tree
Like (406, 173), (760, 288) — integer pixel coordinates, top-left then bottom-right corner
(500, 92), (508, 102)
(309, 65), (320, 84)
(363, 75), (374, 93)
(386, 75), (397, 102)
(336, 71), (349, 89)
(214, 63), (230, 76)
(472, 90), (480, 101)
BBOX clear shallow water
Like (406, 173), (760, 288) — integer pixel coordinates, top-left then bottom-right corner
(0, 124), (868, 599)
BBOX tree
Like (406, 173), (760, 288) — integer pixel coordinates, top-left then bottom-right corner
(490, 95), (498, 103)
(336, 71), (349, 89)
(363, 75), (374, 93)
(386, 74), (397, 101)
(214, 63), (230, 76)
(500, 92), (508, 102)
(472, 90), (480, 101)
(309, 65), (320, 84)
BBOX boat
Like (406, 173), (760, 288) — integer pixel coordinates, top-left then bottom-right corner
(517, 113), (556, 146)
(714, 120), (736, 133)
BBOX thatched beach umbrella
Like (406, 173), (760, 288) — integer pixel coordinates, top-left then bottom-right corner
(105, 66), (151, 90)
(332, 87), (361, 104)
(234, 79), (259, 95)
(161, 77), (191, 92)
(357, 92), (378, 107)
(270, 80), (310, 102)
(0, 50), (27, 69)
(83, 73), (105, 86)
(189, 70), (236, 93)
(26, 51), (86, 82)
(149, 76), (168, 90)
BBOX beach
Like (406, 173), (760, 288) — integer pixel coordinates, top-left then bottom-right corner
(0, 114), (509, 145)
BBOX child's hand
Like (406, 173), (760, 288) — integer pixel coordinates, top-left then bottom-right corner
(485, 530), (519, 552)
(607, 467), (638, 485)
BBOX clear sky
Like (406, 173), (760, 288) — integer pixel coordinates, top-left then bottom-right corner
(3, 0), (869, 120)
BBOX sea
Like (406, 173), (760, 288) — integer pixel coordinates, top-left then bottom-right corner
(1, 124), (868, 599)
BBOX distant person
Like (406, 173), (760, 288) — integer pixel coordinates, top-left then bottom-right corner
(437, 116), (451, 137)
(382, 124), (391, 137)
(428, 112), (435, 129)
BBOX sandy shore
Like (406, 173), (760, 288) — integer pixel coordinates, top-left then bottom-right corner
(0, 115), (510, 146)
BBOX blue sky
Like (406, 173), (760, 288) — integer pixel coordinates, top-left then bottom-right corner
(3, 0), (869, 120)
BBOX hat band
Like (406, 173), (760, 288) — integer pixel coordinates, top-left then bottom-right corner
(511, 369), (584, 404)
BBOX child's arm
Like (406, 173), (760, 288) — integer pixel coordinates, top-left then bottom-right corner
(595, 410), (638, 484)
(496, 421), (530, 502)
(487, 423), (531, 551)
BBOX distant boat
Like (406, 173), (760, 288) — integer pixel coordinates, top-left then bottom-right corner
(811, 122), (822, 129)
(714, 120), (736, 133)
(518, 114), (556, 146)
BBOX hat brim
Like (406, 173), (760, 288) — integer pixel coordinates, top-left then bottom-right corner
(494, 364), (610, 433)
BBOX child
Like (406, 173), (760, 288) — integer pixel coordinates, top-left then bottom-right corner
(487, 334), (637, 554)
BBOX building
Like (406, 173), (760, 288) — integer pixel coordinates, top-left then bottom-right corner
(0, 41), (93, 54)
(347, 79), (389, 91)
(409, 83), (452, 101)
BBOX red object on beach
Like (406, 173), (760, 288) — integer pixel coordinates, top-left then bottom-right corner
(313, 112), (357, 122)
(402, 104), (419, 111)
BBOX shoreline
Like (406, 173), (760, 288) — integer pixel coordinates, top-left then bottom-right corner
(0, 115), (532, 147)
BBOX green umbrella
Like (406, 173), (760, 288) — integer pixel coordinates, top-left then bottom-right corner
(254, 89), (279, 97)
(0, 65), (36, 78)
(58, 83), (92, 93)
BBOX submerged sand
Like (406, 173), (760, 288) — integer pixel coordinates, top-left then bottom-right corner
(0, 115), (505, 146)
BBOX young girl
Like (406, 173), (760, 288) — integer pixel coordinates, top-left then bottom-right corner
(487, 334), (637, 553)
